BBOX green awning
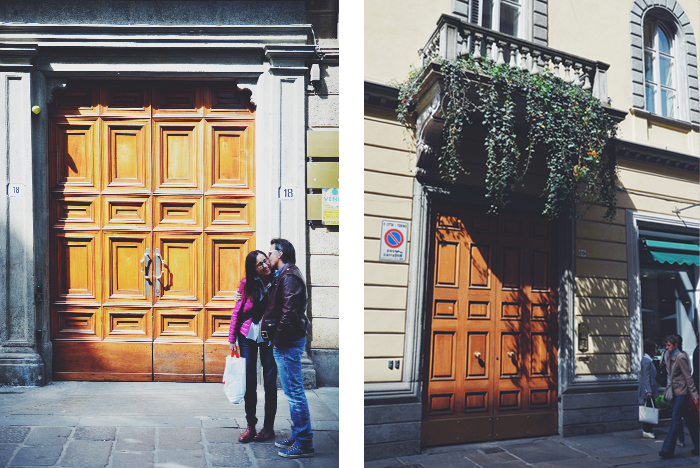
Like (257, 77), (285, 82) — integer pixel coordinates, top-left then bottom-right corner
(645, 239), (700, 266)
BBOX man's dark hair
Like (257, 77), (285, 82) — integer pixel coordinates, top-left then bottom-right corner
(643, 339), (657, 357)
(271, 238), (296, 264)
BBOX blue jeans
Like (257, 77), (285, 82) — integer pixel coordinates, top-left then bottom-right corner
(661, 394), (699, 454)
(273, 337), (313, 449)
(238, 334), (277, 428)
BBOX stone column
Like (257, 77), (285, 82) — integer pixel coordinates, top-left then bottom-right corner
(0, 44), (45, 386)
(257, 45), (317, 388)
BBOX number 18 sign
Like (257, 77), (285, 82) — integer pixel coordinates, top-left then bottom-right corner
(7, 184), (25, 197)
(379, 220), (408, 262)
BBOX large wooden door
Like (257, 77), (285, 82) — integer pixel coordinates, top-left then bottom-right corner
(422, 205), (558, 446)
(49, 82), (255, 382)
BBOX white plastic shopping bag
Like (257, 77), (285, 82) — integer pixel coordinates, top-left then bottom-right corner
(222, 350), (246, 404)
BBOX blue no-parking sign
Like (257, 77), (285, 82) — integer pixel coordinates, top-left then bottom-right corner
(379, 220), (409, 262)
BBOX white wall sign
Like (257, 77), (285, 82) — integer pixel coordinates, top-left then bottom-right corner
(278, 186), (297, 200)
(379, 220), (409, 262)
(7, 184), (25, 197)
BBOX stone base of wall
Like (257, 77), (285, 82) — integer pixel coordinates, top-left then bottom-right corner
(0, 351), (45, 386)
(365, 402), (422, 461)
(560, 389), (639, 436)
(309, 349), (338, 387)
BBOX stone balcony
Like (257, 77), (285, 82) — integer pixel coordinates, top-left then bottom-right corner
(413, 14), (620, 177)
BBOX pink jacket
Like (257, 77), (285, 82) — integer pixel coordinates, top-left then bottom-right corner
(229, 278), (255, 342)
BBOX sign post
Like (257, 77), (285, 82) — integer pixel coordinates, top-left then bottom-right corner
(379, 220), (408, 262)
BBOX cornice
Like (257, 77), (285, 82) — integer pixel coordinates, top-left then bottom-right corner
(364, 80), (399, 112)
(616, 139), (699, 174)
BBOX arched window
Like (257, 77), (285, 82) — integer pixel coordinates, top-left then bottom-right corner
(629, 0), (699, 125)
(644, 18), (676, 117)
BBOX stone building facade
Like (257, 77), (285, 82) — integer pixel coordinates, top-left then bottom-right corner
(365, 0), (699, 459)
(0, 0), (339, 387)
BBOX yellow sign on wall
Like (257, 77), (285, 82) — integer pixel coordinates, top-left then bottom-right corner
(322, 188), (339, 225)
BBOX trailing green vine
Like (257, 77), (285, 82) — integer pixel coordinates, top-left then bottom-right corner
(398, 56), (619, 220)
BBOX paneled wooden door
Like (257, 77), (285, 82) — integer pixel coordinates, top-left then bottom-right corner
(49, 82), (255, 382)
(421, 205), (558, 446)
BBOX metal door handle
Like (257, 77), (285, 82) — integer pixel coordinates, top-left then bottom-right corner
(508, 351), (515, 358)
(474, 352), (481, 359)
(155, 249), (163, 297)
(140, 248), (151, 297)
(140, 250), (151, 280)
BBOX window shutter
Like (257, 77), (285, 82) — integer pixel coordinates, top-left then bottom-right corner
(471, 0), (481, 25)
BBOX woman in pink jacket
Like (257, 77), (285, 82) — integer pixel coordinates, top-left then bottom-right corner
(229, 250), (276, 443)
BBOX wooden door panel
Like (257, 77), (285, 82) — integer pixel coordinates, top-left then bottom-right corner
(204, 342), (230, 382)
(425, 207), (557, 446)
(436, 241), (460, 287)
(205, 234), (251, 305)
(204, 121), (254, 192)
(153, 307), (204, 382)
(50, 119), (99, 192)
(155, 234), (202, 303)
(152, 84), (202, 117)
(53, 341), (152, 381)
(154, 196), (202, 230)
(101, 83), (150, 115)
(469, 243), (491, 289)
(466, 332), (489, 378)
(203, 310), (232, 382)
(103, 308), (152, 341)
(53, 233), (100, 303)
(102, 120), (150, 191)
(51, 306), (100, 340)
(103, 233), (151, 304)
(205, 197), (254, 230)
(206, 85), (254, 116)
(50, 82), (255, 383)
(102, 196), (151, 230)
(50, 83), (99, 116)
(153, 121), (202, 192)
(51, 196), (100, 230)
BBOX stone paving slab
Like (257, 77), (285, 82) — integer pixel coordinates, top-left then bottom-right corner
(367, 429), (699, 468)
(507, 439), (588, 464)
(59, 440), (112, 467)
(24, 428), (70, 447)
(0, 383), (338, 468)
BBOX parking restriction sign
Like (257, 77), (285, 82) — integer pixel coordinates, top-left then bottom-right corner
(379, 220), (408, 262)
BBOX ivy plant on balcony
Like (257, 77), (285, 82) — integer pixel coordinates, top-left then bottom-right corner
(397, 56), (619, 220)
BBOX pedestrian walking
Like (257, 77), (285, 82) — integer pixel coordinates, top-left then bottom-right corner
(229, 250), (277, 443)
(659, 334), (699, 458)
(261, 238), (314, 459)
(639, 339), (659, 438)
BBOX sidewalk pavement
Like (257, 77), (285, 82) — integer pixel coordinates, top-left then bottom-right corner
(366, 425), (699, 468)
(0, 381), (339, 468)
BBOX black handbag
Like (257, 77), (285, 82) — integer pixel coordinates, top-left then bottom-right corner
(655, 351), (668, 387)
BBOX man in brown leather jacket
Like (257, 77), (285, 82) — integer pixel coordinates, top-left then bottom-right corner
(261, 238), (313, 459)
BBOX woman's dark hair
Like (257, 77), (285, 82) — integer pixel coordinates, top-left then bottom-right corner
(271, 238), (296, 264)
(643, 339), (657, 357)
(666, 334), (682, 350)
(244, 250), (267, 298)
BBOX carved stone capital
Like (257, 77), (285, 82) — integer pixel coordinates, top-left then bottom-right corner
(415, 84), (444, 175)
(46, 79), (67, 104)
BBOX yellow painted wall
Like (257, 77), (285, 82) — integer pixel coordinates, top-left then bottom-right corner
(548, 0), (700, 157)
(365, 0), (452, 85)
(365, 0), (700, 384)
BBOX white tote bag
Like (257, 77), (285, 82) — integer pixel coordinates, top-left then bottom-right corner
(222, 351), (246, 404)
(639, 398), (659, 425)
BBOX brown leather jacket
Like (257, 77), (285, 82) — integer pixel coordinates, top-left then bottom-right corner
(261, 263), (308, 348)
(665, 350), (699, 400)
